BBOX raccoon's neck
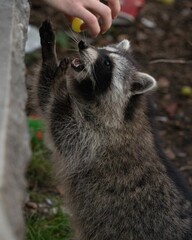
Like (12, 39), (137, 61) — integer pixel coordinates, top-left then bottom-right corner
(102, 95), (158, 165)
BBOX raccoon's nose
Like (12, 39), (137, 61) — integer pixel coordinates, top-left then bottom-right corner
(78, 40), (88, 50)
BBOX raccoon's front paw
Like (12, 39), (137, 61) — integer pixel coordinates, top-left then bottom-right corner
(59, 58), (70, 71)
(54, 58), (70, 78)
(39, 20), (55, 48)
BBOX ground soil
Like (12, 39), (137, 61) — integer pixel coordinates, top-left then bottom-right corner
(28, 0), (192, 187)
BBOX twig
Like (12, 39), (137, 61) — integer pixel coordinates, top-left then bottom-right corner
(179, 166), (192, 172)
(149, 59), (192, 64)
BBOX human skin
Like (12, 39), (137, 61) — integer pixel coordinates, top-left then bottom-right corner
(42, 0), (121, 37)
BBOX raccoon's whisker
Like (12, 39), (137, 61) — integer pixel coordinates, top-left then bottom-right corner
(76, 68), (89, 80)
(66, 27), (79, 44)
(82, 30), (86, 42)
(69, 28), (80, 43)
(74, 69), (84, 79)
(65, 30), (79, 44)
(90, 64), (96, 80)
(82, 53), (94, 75)
(63, 26), (78, 44)
(81, 69), (90, 82)
(62, 19), (79, 44)
(82, 60), (92, 79)
(86, 54), (97, 81)
(82, 30), (89, 47)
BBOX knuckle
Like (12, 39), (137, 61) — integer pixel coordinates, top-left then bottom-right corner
(105, 7), (111, 16)
(117, 4), (121, 13)
(114, 3), (119, 11)
(87, 16), (98, 26)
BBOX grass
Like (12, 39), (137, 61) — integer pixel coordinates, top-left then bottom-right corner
(26, 211), (72, 240)
(26, 118), (72, 240)
(27, 146), (53, 188)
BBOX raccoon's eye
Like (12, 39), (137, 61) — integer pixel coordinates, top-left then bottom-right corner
(104, 59), (112, 68)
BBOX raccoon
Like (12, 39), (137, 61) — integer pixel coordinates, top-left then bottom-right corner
(34, 20), (192, 240)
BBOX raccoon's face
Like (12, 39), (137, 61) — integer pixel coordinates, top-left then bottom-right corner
(66, 39), (156, 105)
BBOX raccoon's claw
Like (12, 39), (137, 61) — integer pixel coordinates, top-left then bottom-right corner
(54, 58), (69, 79)
(39, 20), (55, 47)
(59, 58), (70, 71)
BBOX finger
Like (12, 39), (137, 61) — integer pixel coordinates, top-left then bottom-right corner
(87, 1), (112, 34)
(76, 7), (100, 37)
(107, 0), (121, 19)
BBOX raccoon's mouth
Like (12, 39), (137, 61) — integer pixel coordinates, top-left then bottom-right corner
(71, 58), (85, 72)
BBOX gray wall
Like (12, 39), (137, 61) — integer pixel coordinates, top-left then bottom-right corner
(0, 0), (30, 239)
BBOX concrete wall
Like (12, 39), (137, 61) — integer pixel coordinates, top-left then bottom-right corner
(0, 0), (30, 239)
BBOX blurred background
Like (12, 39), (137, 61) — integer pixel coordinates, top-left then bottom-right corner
(25, 0), (192, 239)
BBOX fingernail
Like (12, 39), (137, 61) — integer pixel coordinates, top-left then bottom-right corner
(101, 27), (108, 34)
(112, 13), (118, 19)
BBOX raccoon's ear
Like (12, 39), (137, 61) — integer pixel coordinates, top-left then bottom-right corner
(117, 40), (130, 51)
(131, 72), (156, 95)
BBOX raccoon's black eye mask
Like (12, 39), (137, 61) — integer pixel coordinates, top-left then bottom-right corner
(103, 57), (112, 68)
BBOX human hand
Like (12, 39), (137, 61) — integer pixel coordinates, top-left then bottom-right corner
(42, 0), (121, 37)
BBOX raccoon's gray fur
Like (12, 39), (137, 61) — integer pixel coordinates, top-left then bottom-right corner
(34, 20), (192, 240)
